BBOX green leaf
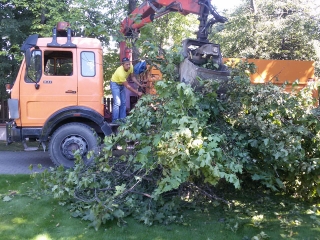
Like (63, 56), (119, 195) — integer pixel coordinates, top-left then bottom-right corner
(114, 184), (126, 197)
(252, 174), (262, 181)
(3, 196), (12, 202)
(139, 146), (151, 155)
(273, 151), (281, 160)
(153, 134), (161, 145)
(113, 209), (124, 218)
(275, 178), (284, 189)
(136, 153), (148, 165)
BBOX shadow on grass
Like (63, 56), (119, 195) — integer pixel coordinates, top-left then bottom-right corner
(0, 175), (319, 240)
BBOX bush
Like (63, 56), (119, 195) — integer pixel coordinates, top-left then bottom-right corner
(42, 60), (320, 230)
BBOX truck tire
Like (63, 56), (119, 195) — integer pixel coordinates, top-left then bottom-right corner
(49, 123), (98, 168)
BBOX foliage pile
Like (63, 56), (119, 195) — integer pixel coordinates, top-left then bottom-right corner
(40, 57), (320, 230)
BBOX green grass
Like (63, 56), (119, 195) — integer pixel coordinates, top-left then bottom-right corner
(0, 140), (40, 151)
(0, 175), (319, 240)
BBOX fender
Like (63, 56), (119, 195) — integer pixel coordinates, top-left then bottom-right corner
(40, 106), (112, 141)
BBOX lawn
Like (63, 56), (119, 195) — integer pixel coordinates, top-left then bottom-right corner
(0, 175), (319, 240)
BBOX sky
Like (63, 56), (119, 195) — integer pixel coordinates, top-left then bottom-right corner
(212, 0), (243, 11)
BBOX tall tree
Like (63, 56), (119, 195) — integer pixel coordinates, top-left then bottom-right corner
(212, 0), (320, 65)
(132, 11), (198, 61)
(0, 0), (129, 97)
(0, 1), (34, 98)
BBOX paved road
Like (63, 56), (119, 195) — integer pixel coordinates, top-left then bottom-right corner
(0, 151), (54, 174)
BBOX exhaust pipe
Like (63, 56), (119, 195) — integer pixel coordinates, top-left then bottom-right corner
(47, 22), (77, 48)
(62, 28), (76, 48)
(47, 27), (60, 47)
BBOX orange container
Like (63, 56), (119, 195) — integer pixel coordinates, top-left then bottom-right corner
(143, 58), (317, 101)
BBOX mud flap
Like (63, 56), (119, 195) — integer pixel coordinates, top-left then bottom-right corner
(101, 121), (113, 136)
(7, 99), (19, 119)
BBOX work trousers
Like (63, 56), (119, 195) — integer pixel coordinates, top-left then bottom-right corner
(110, 81), (126, 122)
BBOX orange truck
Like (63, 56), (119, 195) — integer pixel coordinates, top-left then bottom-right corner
(6, 22), (114, 168)
(6, 0), (229, 168)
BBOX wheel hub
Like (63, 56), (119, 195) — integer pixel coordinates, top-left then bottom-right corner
(61, 135), (88, 160)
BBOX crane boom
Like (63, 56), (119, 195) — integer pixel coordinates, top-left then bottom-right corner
(119, 0), (230, 96)
(120, 0), (227, 60)
(121, 0), (226, 40)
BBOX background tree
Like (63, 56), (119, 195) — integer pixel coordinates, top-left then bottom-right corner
(0, 1), (34, 98)
(212, 0), (320, 70)
(136, 13), (198, 56)
(0, 0), (129, 99)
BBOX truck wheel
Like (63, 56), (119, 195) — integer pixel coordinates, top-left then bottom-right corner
(49, 123), (98, 168)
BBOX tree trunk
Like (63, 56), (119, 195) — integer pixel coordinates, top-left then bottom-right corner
(128, 0), (139, 63)
(250, 0), (258, 55)
(250, 0), (257, 14)
(128, 0), (137, 13)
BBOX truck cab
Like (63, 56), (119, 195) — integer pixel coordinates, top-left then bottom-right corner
(6, 23), (112, 168)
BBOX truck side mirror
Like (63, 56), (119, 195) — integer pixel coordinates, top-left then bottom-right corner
(26, 49), (42, 89)
(25, 48), (31, 67)
(5, 83), (12, 93)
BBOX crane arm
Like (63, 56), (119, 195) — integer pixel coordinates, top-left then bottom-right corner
(118, 0), (229, 100)
(121, 0), (227, 42)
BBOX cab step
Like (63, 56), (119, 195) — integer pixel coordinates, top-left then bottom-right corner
(23, 140), (47, 152)
(23, 141), (38, 151)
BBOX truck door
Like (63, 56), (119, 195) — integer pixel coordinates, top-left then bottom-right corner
(19, 49), (78, 127)
(77, 49), (105, 115)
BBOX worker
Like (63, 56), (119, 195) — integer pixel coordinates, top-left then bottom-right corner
(110, 57), (143, 123)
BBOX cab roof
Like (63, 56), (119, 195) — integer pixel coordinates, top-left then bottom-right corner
(36, 37), (102, 49)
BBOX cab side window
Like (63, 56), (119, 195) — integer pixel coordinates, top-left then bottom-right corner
(81, 51), (95, 77)
(44, 51), (73, 76)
